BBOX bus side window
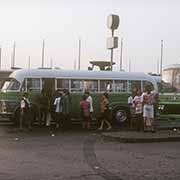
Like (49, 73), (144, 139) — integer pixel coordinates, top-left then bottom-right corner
(21, 80), (25, 92)
(143, 81), (154, 92)
(129, 81), (141, 93)
(100, 80), (113, 92)
(84, 80), (98, 92)
(71, 79), (83, 93)
(27, 78), (41, 93)
(57, 79), (69, 91)
(114, 80), (128, 92)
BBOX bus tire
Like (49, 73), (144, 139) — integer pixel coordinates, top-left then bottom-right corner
(113, 108), (128, 124)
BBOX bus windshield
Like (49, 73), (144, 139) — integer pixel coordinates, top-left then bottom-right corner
(1, 80), (11, 90)
(1, 79), (20, 91)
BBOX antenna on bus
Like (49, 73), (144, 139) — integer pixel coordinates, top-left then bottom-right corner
(41, 39), (45, 68)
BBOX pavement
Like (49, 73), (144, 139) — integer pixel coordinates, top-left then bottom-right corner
(101, 129), (180, 143)
(0, 126), (180, 179)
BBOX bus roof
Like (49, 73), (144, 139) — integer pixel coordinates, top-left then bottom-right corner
(9, 69), (157, 88)
(0, 70), (13, 78)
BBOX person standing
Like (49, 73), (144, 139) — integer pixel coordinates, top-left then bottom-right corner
(38, 89), (48, 126)
(62, 89), (71, 130)
(98, 92), (112, 130)
(53, 91), (63, 128)
(20, 92), (32, 131)
(80, 95), (90, 129)
(142, 85), (155, 133)
(85, 91), (93, 129)
(133, 89), (143, 131)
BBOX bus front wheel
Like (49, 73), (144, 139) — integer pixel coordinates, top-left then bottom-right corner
(114, 108), (127, 124)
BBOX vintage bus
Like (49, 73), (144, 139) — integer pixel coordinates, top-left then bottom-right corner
(0, 69), (158, 125)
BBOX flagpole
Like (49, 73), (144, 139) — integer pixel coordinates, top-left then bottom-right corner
(12, 41), (16, 68)
(78, 38), (81, 70)
(160, 40), (163, 76)
(0, 46), (2, 69)
(41, 39), (45, 68)
(120, 38), (123, 71)
(28, 56), (31, 69)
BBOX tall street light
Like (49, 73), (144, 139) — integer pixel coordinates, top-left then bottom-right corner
(107, 14), (120, 71)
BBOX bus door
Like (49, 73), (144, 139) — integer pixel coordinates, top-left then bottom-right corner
(42, 78), (55, 98)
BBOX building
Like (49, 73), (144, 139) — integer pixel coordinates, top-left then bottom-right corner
(162, 64), (180, 90)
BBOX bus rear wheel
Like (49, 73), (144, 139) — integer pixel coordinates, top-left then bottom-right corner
(114, 108), (128, 124)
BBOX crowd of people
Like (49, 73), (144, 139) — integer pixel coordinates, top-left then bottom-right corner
(19, 89), (112, 131)
(128, 85), (158, 133)
(19, 85), (158, 133)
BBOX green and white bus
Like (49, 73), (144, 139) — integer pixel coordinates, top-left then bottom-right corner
(0, 69), (158, 124)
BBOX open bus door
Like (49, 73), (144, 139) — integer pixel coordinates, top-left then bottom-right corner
(41, 78), (56, 125)
(42, 78), (55, 98)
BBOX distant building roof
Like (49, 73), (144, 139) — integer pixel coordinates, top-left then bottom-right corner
(164, 64), (180, 71)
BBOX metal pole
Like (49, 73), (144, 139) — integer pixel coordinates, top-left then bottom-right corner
(120, 38), (123, 71)
(28, 56), (31, 69)
(160, 40), (163, 76)
(74, 59), (76, 70)
(41, 39), (45, 68)
(157, 59), (159, 74)
(78, 38), (81, 70)
(0, 46), (2, 69)
(129, 59), (131, 72)
(12, 42), (16, 68)
(110, 30), (114, 71)
(50, 58), (53, 68)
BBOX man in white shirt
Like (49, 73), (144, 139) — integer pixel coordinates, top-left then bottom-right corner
(20, 92), (31, 131)
(85, 91), (93, 128)
(53, 91), (63, 128)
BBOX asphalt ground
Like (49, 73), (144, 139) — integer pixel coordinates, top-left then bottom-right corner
(0, 126), (180, 180)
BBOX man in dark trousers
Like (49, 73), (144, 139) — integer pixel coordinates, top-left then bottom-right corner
(20, 92), (32, 131)
(62, 89), (71, 130)
(38, 89), (48, 126)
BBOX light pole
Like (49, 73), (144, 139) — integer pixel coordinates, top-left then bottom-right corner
(0, 46), (2, 69)
(160, 40), (163, 76)
(78, 38), (81, 70)
(28, 56), (31, 69)
(11, 42), (16, 68)
(107, 14), (120, 71)
(41, 39), (45, 68)
(120, 38), (123, 71)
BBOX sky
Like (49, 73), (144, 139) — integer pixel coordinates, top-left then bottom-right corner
(0, 0), (180, 73)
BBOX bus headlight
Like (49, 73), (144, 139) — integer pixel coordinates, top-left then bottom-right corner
(158, 105), (164, 110)
(0, 101), (7, 113)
